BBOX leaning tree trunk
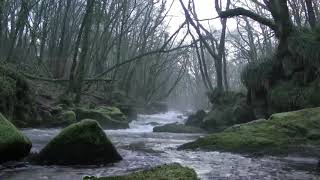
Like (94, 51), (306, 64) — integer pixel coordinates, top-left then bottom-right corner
(68, 0), (95, 104)
(266, 0), (293, 54)
(306, 0), (317, 29)
(6, 0), (30, 62)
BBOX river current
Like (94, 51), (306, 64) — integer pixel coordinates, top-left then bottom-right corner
(0, 111), (319, 180)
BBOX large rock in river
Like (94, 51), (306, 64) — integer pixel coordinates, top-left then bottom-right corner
(179, 107), (320, 157)
(75, 106), (129, 129)
(185, 110), (206, 127)
(0, 113), (32, 163)
(35, 119), (122, 165)
(84, 163), (198, 180)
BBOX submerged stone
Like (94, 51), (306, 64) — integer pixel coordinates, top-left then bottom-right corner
(35, 119), (122, 165)
(0, 113), (32, 163)
(84, 163), (198, 180)
(179, 107), (320, 157)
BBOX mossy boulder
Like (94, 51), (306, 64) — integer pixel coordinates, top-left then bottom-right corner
(47, 110), (77, 128)
(75, 106), (129, 129)
(153, 123), (205, 134)
(0, 66), (37, 127)
(185, 110), (206, 127)
(35, 119), (122, 165)
(180, 107), (320, 157)
(116, 104), (137, 122)
(109, 91), (138, 121)
(84, 163), (198, 180)
(201, 99), (255, 132)
(0, 113), (32, 163)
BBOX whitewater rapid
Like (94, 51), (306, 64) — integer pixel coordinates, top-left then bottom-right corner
(0, 111), (319, 180)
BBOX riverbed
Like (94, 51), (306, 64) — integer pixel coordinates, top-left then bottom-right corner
(0, 111), (319, 180)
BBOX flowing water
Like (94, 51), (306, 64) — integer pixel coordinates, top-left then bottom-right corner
(0, 111), (319, 180)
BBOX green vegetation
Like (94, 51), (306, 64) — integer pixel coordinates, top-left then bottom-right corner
(201, 90), (255, 132)
(153, 123), (205, 134)
(35, 119), (122, 165)
(0, 66), (37, 127)
(47, 110), (77, 127)
(179, 107), (320, 156)
(75, 106), (129, 129)
(240, 58), (281, 92)
(0, 113), (32, 163)
(185, 110), (206, 127)
(84, 163), (198, 180)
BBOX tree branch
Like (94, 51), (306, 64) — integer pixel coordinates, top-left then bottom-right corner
(218, 7), (277, 33)
(23, 73), (113, 83)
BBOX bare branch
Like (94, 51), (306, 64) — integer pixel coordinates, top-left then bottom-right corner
(218, 7), (277, 33)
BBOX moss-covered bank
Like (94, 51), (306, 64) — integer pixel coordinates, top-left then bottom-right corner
(179, 107), (320, 157)
(0, 113), (32, 163)
(34, 119), (122, 165)
(241, 27), (320, 118)
(84, 163), (198, 180)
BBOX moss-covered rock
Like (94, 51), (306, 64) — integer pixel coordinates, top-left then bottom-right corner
(179, 107), (320, 157)
(75, 106), (129, 129)
(109, 91), (138, 121)
(185, 110), (206, 127)
(0, 66), (37, 127)
(153, 123), (205, 134)
(201, 97), (255, 132)
(0, 113), (32, 163)
(47, 110), (77, 128)
(84, 163), (198, 180)
(35, 119), (122, 165)
(116, 104), (137, 122)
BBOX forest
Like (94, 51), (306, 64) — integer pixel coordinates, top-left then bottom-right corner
(0, 0), (320, 179)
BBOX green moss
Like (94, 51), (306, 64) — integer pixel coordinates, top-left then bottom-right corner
(185, 110), (206, 127)
(208, 89), (245, 106)
(287, 27), (320, 68)
(179, 107), (320, 156)
(95, 106), (127, 122)
(0, 76), (16, 97)
(0, 65), (37, 127)
(49, 110), (77, 127)
(75, 106), (129, 129)
(201, 100), (254, 132)
(36, 119), (122, 165)
(270, 80), (320, 113)
(241, 58), (282, 91)
(84, 163), (198, 180)
(0, 113), (32, 163)
(201, 107), (234, 132)
(153, 123), (205, 134)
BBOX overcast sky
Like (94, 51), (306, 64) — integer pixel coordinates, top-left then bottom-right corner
(166, 0), (237, 33)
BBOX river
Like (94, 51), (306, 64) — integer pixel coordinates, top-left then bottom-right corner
(0, 111), (319, 180)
